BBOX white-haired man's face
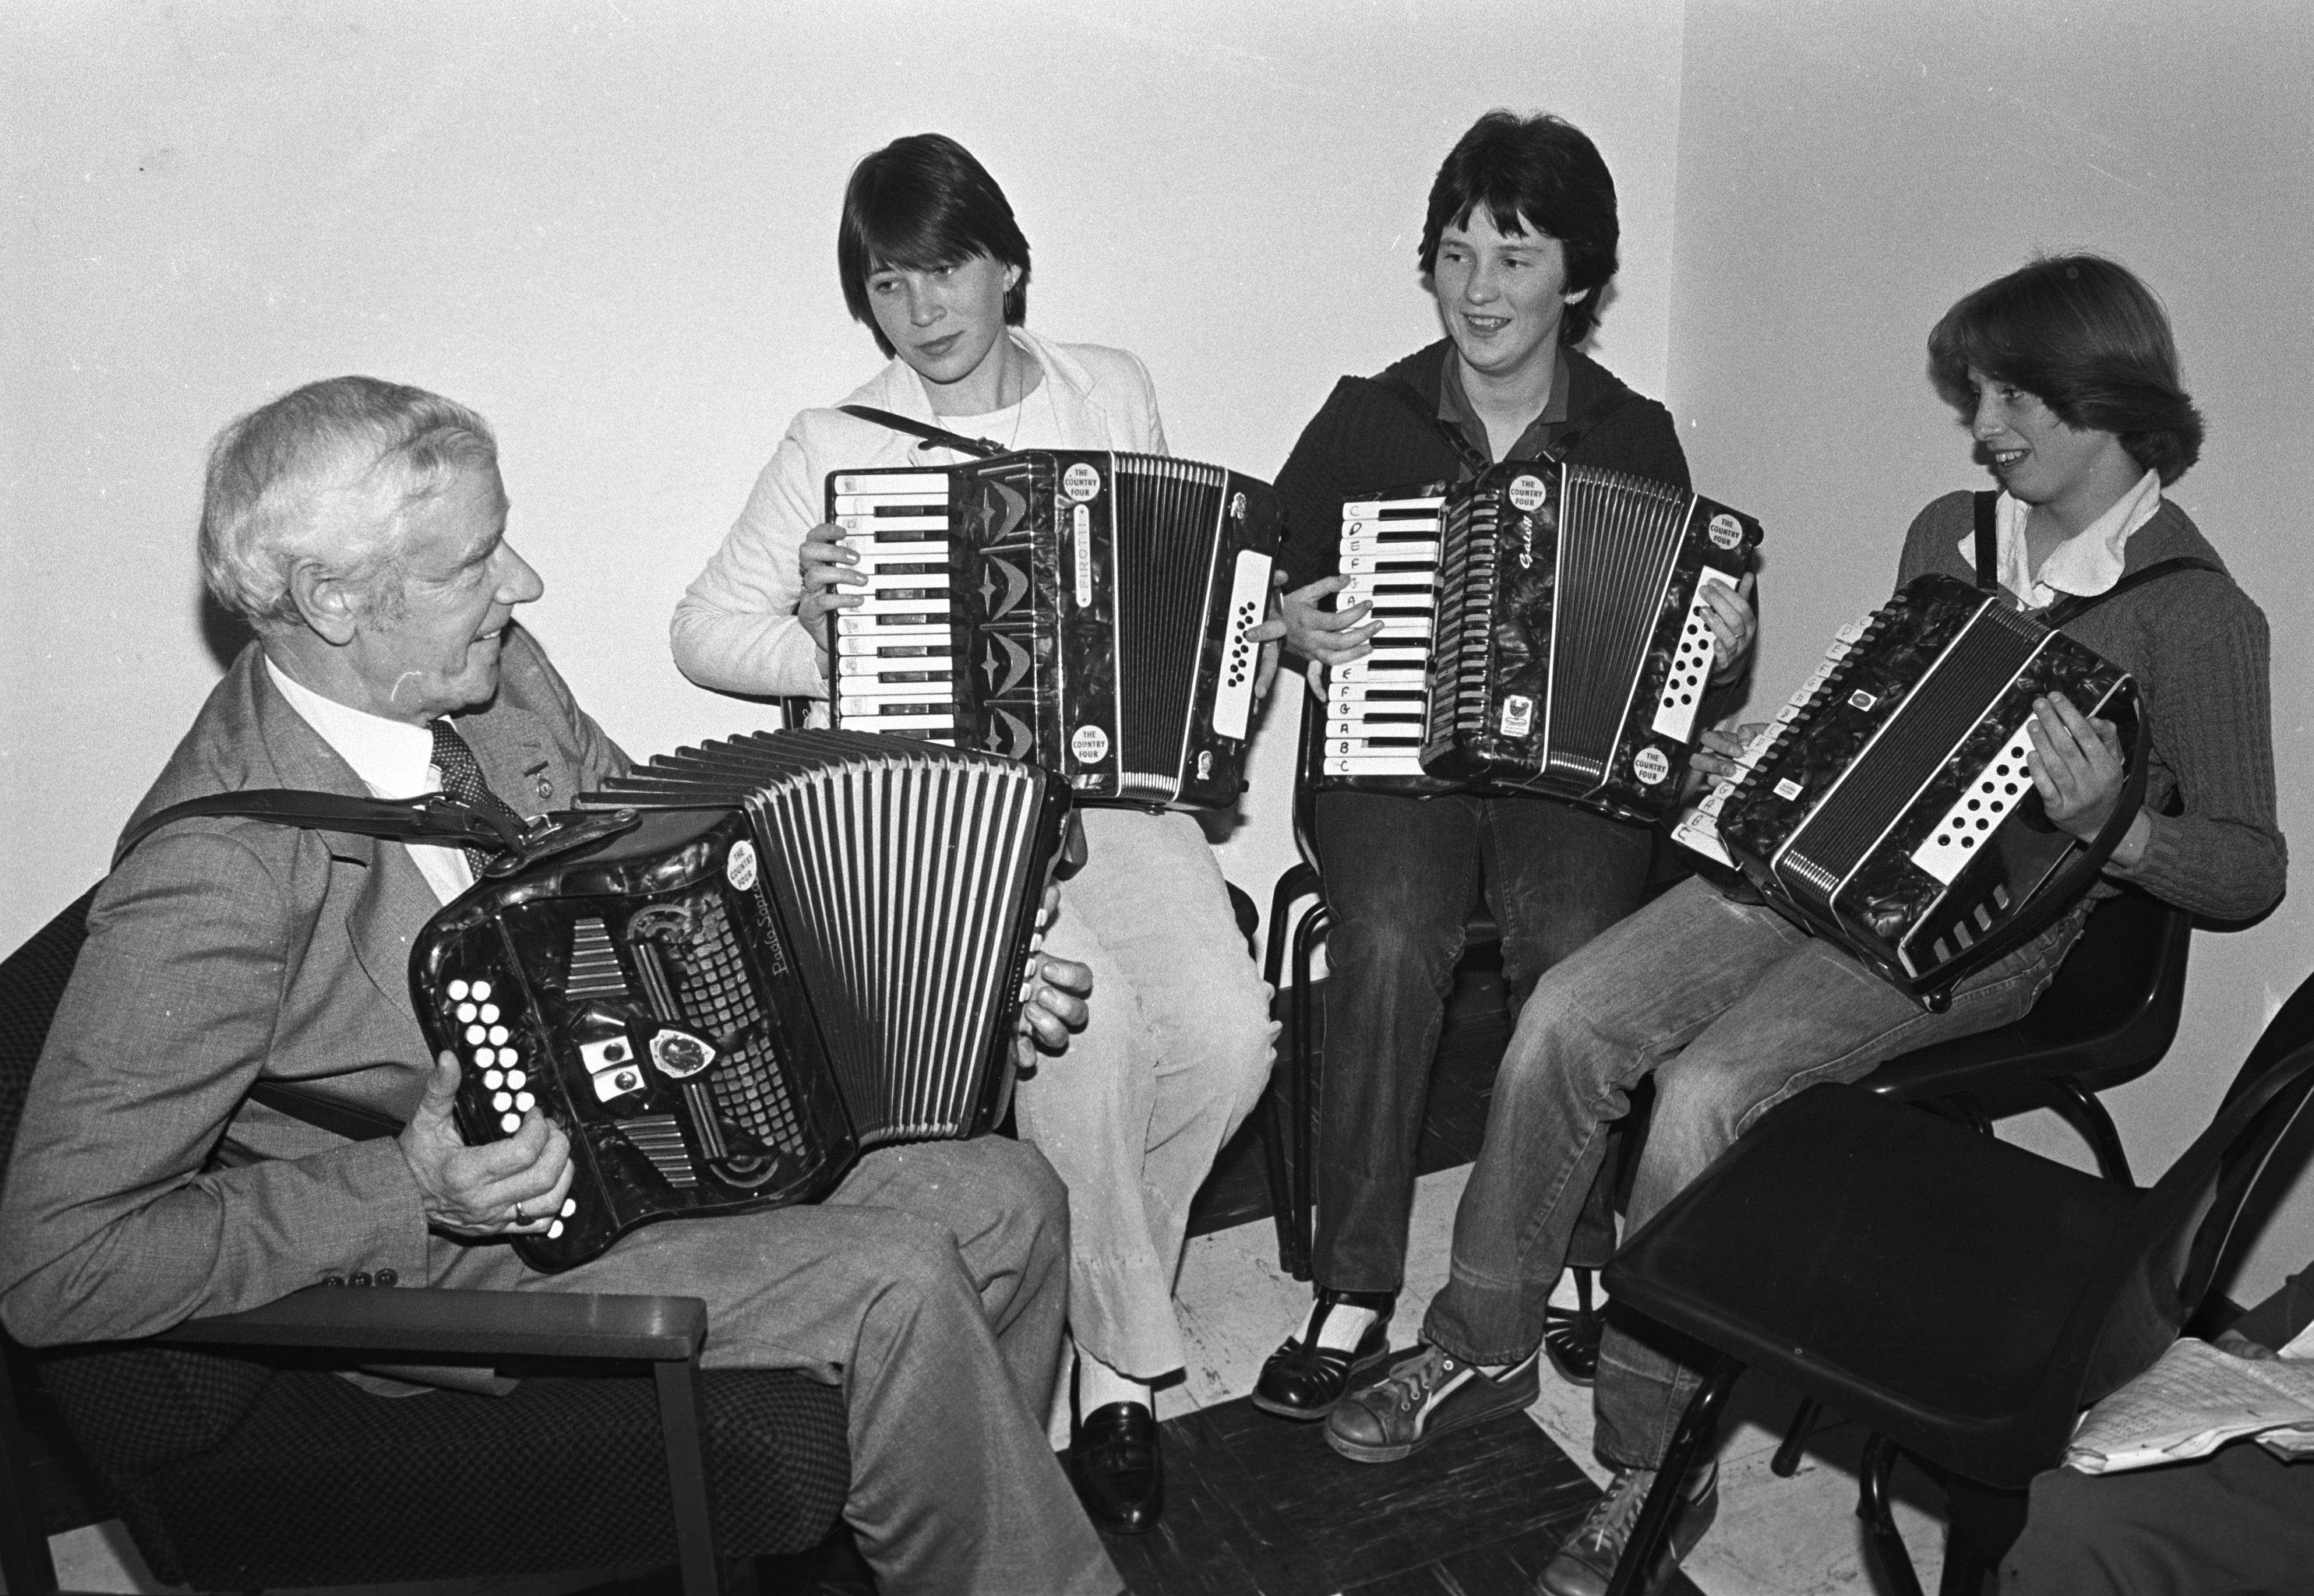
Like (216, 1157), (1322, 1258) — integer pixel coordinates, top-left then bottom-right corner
(333, 463), (544, 724)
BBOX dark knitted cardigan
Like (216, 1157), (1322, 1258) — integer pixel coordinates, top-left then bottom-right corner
(1272, 340), (1690, 585)
(1896, 491), (2285, 922)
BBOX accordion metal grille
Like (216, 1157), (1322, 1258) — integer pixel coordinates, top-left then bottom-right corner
(1784, 607), (2041, 888)
(1113, 456), (1224, 793)
(1430, 487), (1495, 746)
(663, 897), (812, 1157)
(1543, 467), (1694, 784)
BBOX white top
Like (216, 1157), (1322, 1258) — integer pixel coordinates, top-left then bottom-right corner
(670, 327), (1168, 699)
(265, 656), (472, 905)
(1963, 468), (2164, 609)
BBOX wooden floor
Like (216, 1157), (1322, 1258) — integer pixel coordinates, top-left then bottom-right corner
(1106, 1393), (1700, 1596)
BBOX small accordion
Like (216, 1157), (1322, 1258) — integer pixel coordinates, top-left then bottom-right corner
(824, 450), (1281, 809)
(1673, 573), (2142, 1004)
(1323, 459), (1761, 822)
(411, 729), (1068, 1270)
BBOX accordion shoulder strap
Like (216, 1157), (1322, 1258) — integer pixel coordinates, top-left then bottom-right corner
(1367, 373), (1641, 480)
(1973, 489), (2001, 590)
(113, 788), (522, 871)
(837, 404), (1004, 459)
(2042, 556), (2225, 628)
(245, 1080), (404, 1142)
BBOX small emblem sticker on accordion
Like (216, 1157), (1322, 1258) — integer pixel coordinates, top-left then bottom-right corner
(1848, 689), (1879, 711)
(1774, 777), (1805, 801)
(1071, 724), (1111, 765)
(1063, 462), (1102, 502)
(725, 840), (758, 891)
(1073, 506), (1095, 607)
(1709, 513), (1744, 551)
(1508, 474), (1548, 513)
(1501, 694), (1535, 736)
(1231, 491), (1247, 523)
(1632, 746), (1672, 787)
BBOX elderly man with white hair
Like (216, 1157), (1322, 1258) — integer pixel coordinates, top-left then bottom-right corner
(0, 375), (1123, 1596)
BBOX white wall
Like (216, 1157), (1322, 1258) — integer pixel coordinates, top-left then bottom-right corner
(1663, 0), (2314, 1298)
(2, 0), (1687, 957)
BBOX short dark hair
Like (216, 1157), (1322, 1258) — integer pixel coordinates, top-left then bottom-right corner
(1420, 111), (1620, 347)
(1928, 254), (2204, 485)
(837, 134), (1032, 358)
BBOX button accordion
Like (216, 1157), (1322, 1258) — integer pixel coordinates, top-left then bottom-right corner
(411, 729), (1069, 1271)
(1323, 459), (1761, 822)
(1672, 573), (2143, 1005)
(825, 450), (1281, 809)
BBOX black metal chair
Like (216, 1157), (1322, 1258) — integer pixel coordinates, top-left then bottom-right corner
(1764, 886), (2195, 1475)
(0, 889), (849, 1596)
(1594, 963), (2314, 1596)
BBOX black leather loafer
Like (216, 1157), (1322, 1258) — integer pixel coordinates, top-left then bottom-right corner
(1069, 1400), (1162, 1534)
(1250, 1288), (1395, 1421)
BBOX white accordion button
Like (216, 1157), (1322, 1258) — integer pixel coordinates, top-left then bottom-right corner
(479, 1003), (500, 1023)
(492, 1091), (513, 1112)
(488, 1025), (510, 1045)
(474, 1047), (495, 1069)
(515, 1091), (535, 1112)
(471, 980), (492, 1002)
(499, 1112), (521, 1133)
(455, 1002), (478, 1023)
(561, 1196), (577, 1218)
(447, 979), (470, 1001)
(465, 1024), (486, 1045)
(506, 1069), (527, 1090)
(483, 1069), (505, 1090)
(548, 1220), (564, 1239)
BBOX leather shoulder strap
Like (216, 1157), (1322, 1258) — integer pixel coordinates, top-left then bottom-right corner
(114, 789), (524, 871)
(1547, 383), (1639, 460)
(1366, 375), (1490, 475)
(837, 404), (1003, 458)
(1974, 489), (2000, 590)
(246, 1080), (404, 1141)
(2042, 557), (2226, 628)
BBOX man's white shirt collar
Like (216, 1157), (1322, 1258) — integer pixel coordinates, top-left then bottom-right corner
(265, 656), (471, 903)
(1963, 469), (2164, 610)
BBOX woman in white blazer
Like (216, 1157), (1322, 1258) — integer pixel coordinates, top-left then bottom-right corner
(672, 133), (1275, 1538)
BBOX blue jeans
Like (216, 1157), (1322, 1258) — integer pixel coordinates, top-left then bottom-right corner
(1311, 789), (1656, 1292)
(1420, 876), (2085, 1471)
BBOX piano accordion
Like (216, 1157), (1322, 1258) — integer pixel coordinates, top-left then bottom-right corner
(1324, 459), (1761, 822)
(411, 729), (1068, 1270)
(825, 450), (1281, 809)
(1672, 573), (2142, 1005)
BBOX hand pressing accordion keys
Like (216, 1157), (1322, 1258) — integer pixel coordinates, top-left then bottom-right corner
(411, 729), (1071, 1271)
(1321, 457), (1762, 821)
(824, 450), (1281, 810)
(1673, 573), (2146, 1006)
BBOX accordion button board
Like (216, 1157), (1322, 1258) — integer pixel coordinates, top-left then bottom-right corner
(1323, 460), (1761, 822)
(412, 729), (1068, 1271)
(1674, 573), (2139, 1002)
(827, 451), (1281, 809)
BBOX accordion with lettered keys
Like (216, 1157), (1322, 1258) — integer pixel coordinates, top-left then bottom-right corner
(1672, 573), (2143, 1005)
(824, 451), (1281, 809)
(411, 729), (1068, 1270)
(1322, 459), (1761, 823)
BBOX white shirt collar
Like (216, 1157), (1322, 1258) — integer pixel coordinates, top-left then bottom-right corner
(1963, 469), (2164, 609)
(264, 657), (471, 904)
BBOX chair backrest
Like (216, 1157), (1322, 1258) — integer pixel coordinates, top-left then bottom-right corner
(0, 889), (97, 1185)
(2045, 971), (2314, 1431)
(1292, 685), (1325, 879)
(2013, 889), (2192, 1068)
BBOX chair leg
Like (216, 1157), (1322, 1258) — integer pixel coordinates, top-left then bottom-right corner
(2043, 1080), (2136, 1186)
(1854, 1432), (1926, 1596)
(1769, 1397), (1819, 1478)
(654, 1357), (726, 1596)
(1602, 1358), (1743, 1596)
(1286, 906), (1331, 1282)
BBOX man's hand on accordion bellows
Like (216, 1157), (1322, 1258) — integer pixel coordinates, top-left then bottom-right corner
(1250, 573), (1381, 668)
(400, 1049), (576, 1237)
(2027, 692), (2129, 844)
(797, 522), (867, 640)
(1016, 953), (1093, 1065)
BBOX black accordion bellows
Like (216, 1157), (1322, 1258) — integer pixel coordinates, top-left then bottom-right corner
(827, 450), (1280, 809)
(411, 730), (1068, 1270)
